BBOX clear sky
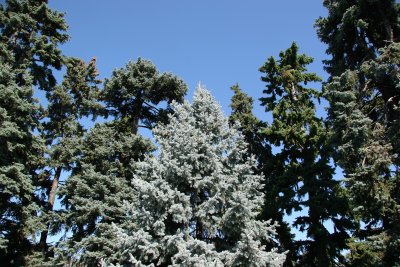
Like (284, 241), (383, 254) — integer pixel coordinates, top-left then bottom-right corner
(43, 0), (332, 242)
(49, 0), (328, 120)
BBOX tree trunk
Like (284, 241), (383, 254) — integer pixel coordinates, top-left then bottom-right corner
(39, 166), (62, 252)
(131, 98), (144, 135)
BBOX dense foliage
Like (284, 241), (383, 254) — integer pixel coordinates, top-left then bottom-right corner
(107, 86), (285, 266)
(316, 1), (400, 265)
(0, 0), (399, 266)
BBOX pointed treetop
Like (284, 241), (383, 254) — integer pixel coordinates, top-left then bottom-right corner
(108, 84), (285, 266)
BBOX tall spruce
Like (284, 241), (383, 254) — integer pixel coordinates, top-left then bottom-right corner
(229, 84), (267, 166)
(317, 1), (400, 265)
(0, 0), (68, 265)
(109, 86), (286, 267)
(101, 58), (187, 134)
(0, 62), (45, 266)
(315, 0), (400, 77)
(324, 44), (400, 266)
(259, 43), (351, 266)
(0, 0), (68, 91)
(59, 58), (188, 265)
(58, 123), (154, 266)
(38, 57), (101, 258)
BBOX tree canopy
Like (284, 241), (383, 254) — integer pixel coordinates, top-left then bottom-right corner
(1, 0), (399, 266)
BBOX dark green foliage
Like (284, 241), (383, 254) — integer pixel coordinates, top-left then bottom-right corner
(315, 0), (400, 77)
(1, 0), (398, 265)
(0, 62), (45, 266)
(0, 0), (69, 90)
(59, 123), (154, 266)
(102, 58), (188, 134)
(38, 57), (102, 257)
(57, 58), (188, 265)
(229, 84), (267, 165)
(324, 43), (400, 266)
(318, 1), (400, 265)
(259, 43), (351, 266)
(0, 0), (69, 264)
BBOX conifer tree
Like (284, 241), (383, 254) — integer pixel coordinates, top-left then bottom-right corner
(0, 0), (69, 264)
(315, 0), (400, 77)
(317, 1), (400, 265)
(229, 84), (267, 166)
(0, 62), (44, 266)
(58, 123), (154, 266)
(59, 59), (188, 265)
(0, 0), (69, 90)
(109, 86), (286, 267)
(324, 44), (400, 266)
(102, 58), (187, 134)
(259, 43), (351, 266)
(38, 57), (101, 256)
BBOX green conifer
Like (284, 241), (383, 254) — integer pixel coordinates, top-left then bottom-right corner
(109, 86), (286, 266)
(324, 44), (400, 266)
(0, 0), (69, 264)
(315, 0), (400, 77)
(38, 57), (101, 257)
(259, 43), (351, 266)
(59, 58), (188, 265)
(101, 58), (187, 134)
(0, 62), (45, 266)
(0, 0), (68, 90)
(229, 84), (267, 165)
(317, 1), (400, 264)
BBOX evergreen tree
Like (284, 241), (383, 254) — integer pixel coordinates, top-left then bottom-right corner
(58, 58), (188, 265)
(315, 0), (400, 77)
(324, 43), (400, 266)
(0, 0), (69, 90)
(317, 1), (400, 265)
(0, 62), (44, 266)
(0, 0), (68, 264)
(58, 123), (154, 266)
(38, 57), (101, 256)
(259, 43), (351, 266)
(109, 86), (285, 267)
(229, 84), (268, 166)
(102, 58), (187, 134)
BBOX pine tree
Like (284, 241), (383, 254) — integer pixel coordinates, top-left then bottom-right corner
(109, 86), (286, 267)
(0, 0), (69, 264)
(58, 58), (188, 265)
(259, 43), (351, 266)
(101, 58), (188, 134)
(315, 0), (400, 77)
(0, 62), (44, 266)
(317, 1), (400, 265)
(324, 43), (400, 266)
(229, 84), (267, 166)
(38, 57), (101, 257)
(58, 123), (154, 266)
(0, 0), (69, 91)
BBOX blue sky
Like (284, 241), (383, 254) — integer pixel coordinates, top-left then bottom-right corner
(45, 0), (332, 242)
(49, 0), (328, 120)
